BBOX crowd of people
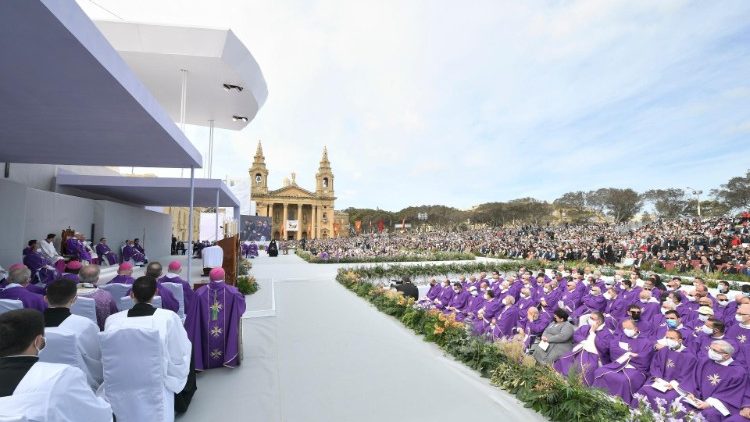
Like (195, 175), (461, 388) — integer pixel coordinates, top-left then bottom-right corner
(412, 265), (750, 420)
(0, 258), (246, 421)
(302, 216), (750, 275)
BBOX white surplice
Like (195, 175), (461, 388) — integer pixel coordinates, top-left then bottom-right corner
(0, 361), (112, 422)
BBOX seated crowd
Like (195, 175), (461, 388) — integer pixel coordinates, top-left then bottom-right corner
(0, 256), (246, 421)
(303, 216), (750, 275)
(415, 266), (750, 420)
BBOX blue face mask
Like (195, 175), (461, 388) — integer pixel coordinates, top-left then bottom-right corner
(666, 319), (678, 329)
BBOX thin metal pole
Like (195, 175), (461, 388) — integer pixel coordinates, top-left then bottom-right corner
(187, 167), (195, 283)
(208, 119), (214, 178)
(180, 69), (188, 178)
(215, 188), (220, 241)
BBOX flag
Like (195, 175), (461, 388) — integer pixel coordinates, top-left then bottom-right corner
(354, 220), (362, 234)
(377, 220), (384, 233)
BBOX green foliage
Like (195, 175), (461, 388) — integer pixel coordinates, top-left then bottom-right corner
(712, 169), (750, 211)
(336, 266), (631, 421)
(238, 258), (252, 276)
(236, 275), (259, 296)
(296, 249), (475, 264)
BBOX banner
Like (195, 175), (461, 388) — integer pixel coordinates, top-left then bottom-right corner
(286, 220), (299, 231)
(377, 220), (384, 233)
(354, 220), (362, 234)
(239, 216), (272, 242)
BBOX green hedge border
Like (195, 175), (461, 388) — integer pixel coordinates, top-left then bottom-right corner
(336, 263), (632, 422)
(295, 249), (476, 264)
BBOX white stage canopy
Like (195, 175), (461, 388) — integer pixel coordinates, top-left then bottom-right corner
(0, 1), (202, 168)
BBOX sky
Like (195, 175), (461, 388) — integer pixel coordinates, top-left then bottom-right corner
(77, 0), (750, 212)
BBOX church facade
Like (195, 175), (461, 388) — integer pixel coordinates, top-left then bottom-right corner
(249, 141), (337, 240)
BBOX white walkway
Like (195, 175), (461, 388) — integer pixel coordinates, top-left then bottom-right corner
(177, 253), (545, 422)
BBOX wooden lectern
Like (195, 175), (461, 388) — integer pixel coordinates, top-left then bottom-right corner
(217, 235), (239, 286)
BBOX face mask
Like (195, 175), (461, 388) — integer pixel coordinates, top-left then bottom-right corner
(665, 286), (674, 291)
(484, 295), (490, 301)
(34, 336), (46, 354)
(701, 325), (713, 335)
(665, 338), (680, 349)
(719, 288), (728, 294)
(660, 308), (669, 315)
(543, 289), (551, 294)
(666, 319), (678, 329)
(736, 314), (746, 323)
(470, 291), (478, 297)
(687, 296), (696, 302)
(640, 299), (648, 304)
(718, 300), (729, 307)
(698, 314), (709, 322)
(454, 289), (460, 294)
(521, 293), (529, 299)
(744, 292), (750, 298)
(603, 293), (612, 300)
(708, 349), (724, 362)
(582, 279), (589, 286)
(623, 328), (637, 338)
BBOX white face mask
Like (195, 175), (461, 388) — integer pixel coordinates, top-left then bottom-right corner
(543, 289), (551, 294)
(521, 293), (529, 299)
(470, 291), (478, 297)
(34, 336), (46, 354)
(736, 314), (746, 323)
(640, 299), (648, 304)
(719, 287), (729, 294)
(701, 325), (713, 335)
(665, 286), (674, 291)
(664, 338), (680, 349)
(707, 349), (724, 362)
(623, 328), (637, 338)
(718, 300), (729, 307)
(661, 308), (669, 315)
(687, 296), (696, 302)
(698, 314), (709, 322)
(603, 293), (612, 301)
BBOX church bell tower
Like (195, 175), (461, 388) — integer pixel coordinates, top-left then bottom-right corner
(249, 140), (269, 196)
(315, 146), (334, 197)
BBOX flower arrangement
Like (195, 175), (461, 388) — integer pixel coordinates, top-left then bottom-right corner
(236, 275), (260, 296)
(296, 248), (475, 264)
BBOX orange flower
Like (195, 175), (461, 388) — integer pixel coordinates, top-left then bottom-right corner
(433, 325), (445, 335)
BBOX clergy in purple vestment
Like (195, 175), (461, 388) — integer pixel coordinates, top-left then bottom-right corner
(95, 238), (118, 266)
(423, 278), (442, 303)
(614, 305), (655, 339)
(457, 286), (484, 322)
(654, 310), (695, 351)
(22, 240), (56, 285)
(632, 329), (697, 410)
(572, 286), (607, 321)
(472, 290), (502, 335)
(726, 304), (750, 366)
(158, 261), (196, 317)
(539, 282), (561, 313)
(521, 308), (551, 353)
(107, 262), (135, 285)
(0, 266), (46, 313)
(691, 318), (739, 361)
(687, 340), (747, 421)
(78, 264), (118, 330)
(636, 290), (661, 324)
(490, 296), (520, 340)
(444, 282), (470, 316)
(122, 240), (146, 264)
(433, 279), (455, 310)
(136, 262), (179, 314)
(592, 319), (655, 404)
(554, 312), (612, 385)
(515, 287), (537, 327)
(61, 260), (83, 284)
(604, 287), (630, 325)
(185, 267), (246, 370)
(248, 242), (259, 258)
(558, 281), (582, 314)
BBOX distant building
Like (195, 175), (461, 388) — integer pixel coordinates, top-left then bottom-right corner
(249, 141), (338, 240)
(333, 211), (350, 238)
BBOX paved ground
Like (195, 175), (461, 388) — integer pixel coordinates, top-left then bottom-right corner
(177, 253), (545, 422)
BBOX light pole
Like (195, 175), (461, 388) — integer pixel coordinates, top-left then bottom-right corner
(687, 187), (703, 218)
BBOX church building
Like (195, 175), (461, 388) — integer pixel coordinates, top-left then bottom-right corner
(249, 141), (337, 240)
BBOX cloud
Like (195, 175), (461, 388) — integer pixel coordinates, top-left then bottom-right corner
(81, 0), (750, 211)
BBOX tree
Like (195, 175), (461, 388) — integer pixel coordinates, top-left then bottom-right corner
(642, 188), (687, 218)
(586, 188), (643, 223)
(640, 211), (653, 224)
(553, 191), (593, 223)
(712, 170), (750, 211)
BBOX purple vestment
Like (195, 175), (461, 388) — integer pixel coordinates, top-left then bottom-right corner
(79, 288), (118, 331)
(425, 284), (441, 301)
(572, 294), (607, 319)
(107, 275), (134, 285)
(185, 280), (247, 370)
(692, 358), (747, 421)
(457, 295), (485, 322)
(490, 304), (519, 340)
(632, 346), (697, 410)
(122, 245), (145, 263)
(95, 243), (118, 265)
(158, 274), (196, 317)
(434, 285), (455, 310)
(592, 334), (655, 404)
(554, 325), (613, 385)
(22, 247), (56, 285)
(0, 285), (47, 313)
(472, 298), (502, 335)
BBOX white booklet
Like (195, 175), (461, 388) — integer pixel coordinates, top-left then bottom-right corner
(651, 378), (670, 393)
(538, 340), (549, 351)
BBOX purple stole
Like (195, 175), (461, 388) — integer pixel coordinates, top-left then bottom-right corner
(445, 290), (470, 313)
(425, 284), (441, 301)
(457, 295), (485, 321)
(0, 285), (47, 313)
(693, 359), (746, 417)
(633, 346), (697, 409)
(108, 275), (134, 285)
(491, 305), (519, 339)
(435, 286), (454, 309)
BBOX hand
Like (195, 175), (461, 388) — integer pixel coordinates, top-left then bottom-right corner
(654, 343), (666, 350)
(541, 336), (548, 342)
(739, 407), (750, 419)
